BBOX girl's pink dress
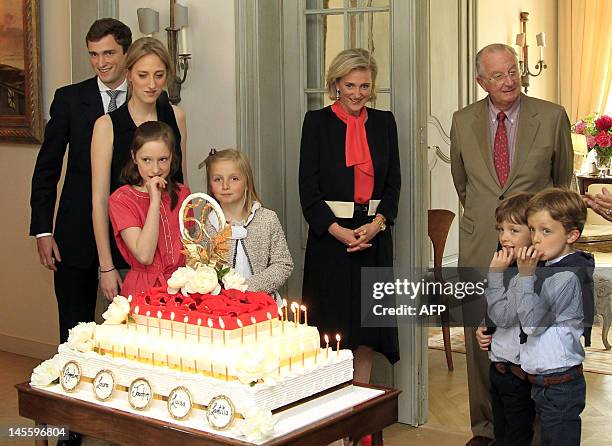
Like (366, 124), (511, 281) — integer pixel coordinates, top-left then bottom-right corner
(109, 183), (191, 298)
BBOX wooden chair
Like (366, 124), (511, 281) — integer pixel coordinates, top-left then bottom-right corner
(428, 209), (456, 371)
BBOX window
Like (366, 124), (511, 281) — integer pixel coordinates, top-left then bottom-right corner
(304, 0), (392, 111)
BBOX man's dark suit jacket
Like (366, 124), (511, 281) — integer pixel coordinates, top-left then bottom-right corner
(30, 76), (104, 269)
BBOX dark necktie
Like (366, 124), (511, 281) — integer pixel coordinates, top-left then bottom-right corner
(107, 90), (120, 113)
(493, 111), (509, 187)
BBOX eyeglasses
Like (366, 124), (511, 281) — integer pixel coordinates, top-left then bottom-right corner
(485, 69), (519, 83)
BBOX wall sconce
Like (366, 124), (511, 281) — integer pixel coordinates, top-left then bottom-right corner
(515, 11), (547, 94)
(137, 0), (191, 104)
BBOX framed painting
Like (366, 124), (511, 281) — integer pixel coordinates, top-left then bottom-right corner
(0, 0), (42, 143)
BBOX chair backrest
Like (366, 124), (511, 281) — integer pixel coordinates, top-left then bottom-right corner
(428, 209), (455, 269)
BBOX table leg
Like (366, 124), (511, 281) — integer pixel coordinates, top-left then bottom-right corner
(372, 431), (383, 446)
(35, 421), (48, 446)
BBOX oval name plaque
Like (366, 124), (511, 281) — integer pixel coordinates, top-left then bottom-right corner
(128, 378), (153, 410)
(92, 369), (115, 401)
(60, 361), (81, 392)
(167, 386), (193, 420)
(206, 395), (236, 430)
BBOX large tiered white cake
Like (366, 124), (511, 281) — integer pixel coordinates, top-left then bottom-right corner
(30, 193), (353, 442)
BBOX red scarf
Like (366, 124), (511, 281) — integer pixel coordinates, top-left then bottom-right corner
(331, 101), (374, 204)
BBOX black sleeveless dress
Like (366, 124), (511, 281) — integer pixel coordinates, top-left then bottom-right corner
(107, 96), (184, 270)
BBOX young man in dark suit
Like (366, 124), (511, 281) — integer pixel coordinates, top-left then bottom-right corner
(30, 18), (132, 347)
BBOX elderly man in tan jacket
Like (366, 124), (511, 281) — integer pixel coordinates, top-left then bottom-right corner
(450, 43), (573, 446)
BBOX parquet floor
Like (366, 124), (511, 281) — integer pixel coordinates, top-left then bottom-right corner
(2, 349), (611, 445)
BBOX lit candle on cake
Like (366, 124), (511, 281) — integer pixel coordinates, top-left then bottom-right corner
(278, 307), (285, 333)
(197, 318), (202, 343)
(133, 306), (139, 330)
(194, 358), (198, 373)
(170, 312), (175, 339)
(184, 315), (189, 340)
(283, 299), (288, 323)
(267, 312), (273, 336)
(112, 343), (115, 358)
(180, 357), (183, 372)
(324, 334), (329, 360)
(145, 310), (151, 334)
(314, 341), (318, 364)
(225, 365), (229, 382)
(152, 351), (155, 366)
(336, 334), (341, 358)
(137, 346), (141, 362)
(289, 355), (292, 372)
(123, 344), (127, 358)
(251, 316), (258, 341)
(219, 317), (226, 345)
(301, 305), (307, 325)
(301, 343), (305, 368)
(157, 311), (162, 336)
(291, 303), (298, 327)
(208, 318), (214, 345)
(237, 318), (244, 344)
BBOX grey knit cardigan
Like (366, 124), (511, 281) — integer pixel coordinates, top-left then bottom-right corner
(215, 205), (294, 294)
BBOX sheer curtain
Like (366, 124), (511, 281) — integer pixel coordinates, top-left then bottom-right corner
(559, 0), (612, 122)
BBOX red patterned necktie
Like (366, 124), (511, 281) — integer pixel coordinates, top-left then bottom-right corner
(493, 111), (509, 187)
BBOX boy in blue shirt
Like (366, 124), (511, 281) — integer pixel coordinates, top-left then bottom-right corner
(516, 188), (592, 446)
(483, 192), (536, 446)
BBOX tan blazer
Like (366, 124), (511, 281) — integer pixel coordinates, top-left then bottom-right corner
(450, 93), (573, 268)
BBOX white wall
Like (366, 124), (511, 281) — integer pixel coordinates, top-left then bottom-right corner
(0, 0), (72, 356)
(118, 0), (237, 191)
(477, 0), (558, 103)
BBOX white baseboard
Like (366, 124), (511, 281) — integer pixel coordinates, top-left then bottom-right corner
(0, 333), (58, 360)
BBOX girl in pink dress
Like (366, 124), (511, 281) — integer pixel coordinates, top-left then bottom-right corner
(109, 121), (190, 298)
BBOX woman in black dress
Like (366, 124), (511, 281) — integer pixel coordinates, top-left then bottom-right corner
(299, 48), (401, 383)
(92, 37), (187, 300)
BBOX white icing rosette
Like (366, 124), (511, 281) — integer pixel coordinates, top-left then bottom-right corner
(30, 354), (61, 387)
(185, 265), (221, 295)
(235, 347), (280, 385)
(237, 407), (275, 442)
(167, 266), (197, 294)
(102, 295), (130, 325)
(67, 321), (96, 352)
(222, 268), (248, 292)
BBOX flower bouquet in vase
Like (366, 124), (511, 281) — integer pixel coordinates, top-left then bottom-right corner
(573, 113), (612, 176)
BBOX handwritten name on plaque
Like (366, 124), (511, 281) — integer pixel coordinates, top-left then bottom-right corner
(128, 378), (153, 410)
(60, 361), (81, 392)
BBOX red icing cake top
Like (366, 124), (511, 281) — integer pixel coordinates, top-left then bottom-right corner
(131, 286), (278, 329)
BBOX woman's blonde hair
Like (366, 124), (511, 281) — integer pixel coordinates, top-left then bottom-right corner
(326, 48), (378, 101)
(125, 37), (175, 89)
(203, 149), (262, 216)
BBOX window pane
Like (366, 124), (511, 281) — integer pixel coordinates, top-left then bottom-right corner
(348, 12), (390, 89)
(351, 0), (390, 8)
(307, 93), (325, 111)
(306, 0), (345, 10)
(371, 92), (390, 111)
(306, 14), (344, 89)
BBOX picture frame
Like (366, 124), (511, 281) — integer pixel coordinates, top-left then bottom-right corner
(0, 0), (42, 143)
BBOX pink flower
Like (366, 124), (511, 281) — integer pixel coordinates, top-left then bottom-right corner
(595, 115), (612, 132)
(575, 121), (587, 134)
(587, 134), (597, 149)
(595, 131), (612, 148)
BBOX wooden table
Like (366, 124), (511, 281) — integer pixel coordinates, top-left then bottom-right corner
(16, 382), (400, 446)
(576, 174), (612, 195)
